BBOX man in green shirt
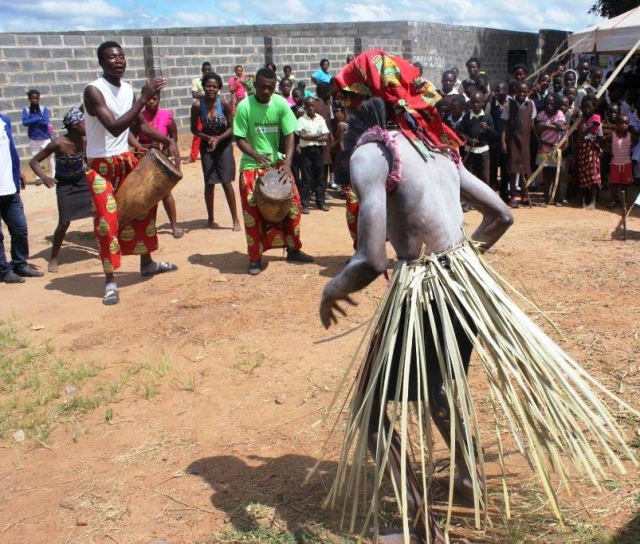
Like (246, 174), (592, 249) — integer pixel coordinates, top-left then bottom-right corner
(233, 67), (314, 275)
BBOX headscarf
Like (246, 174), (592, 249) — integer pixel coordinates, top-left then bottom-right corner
(62, 106), (84, 128)
(333, 50), (463, 156)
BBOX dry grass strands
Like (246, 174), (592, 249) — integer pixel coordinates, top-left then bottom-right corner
(321, 240), (640, 543)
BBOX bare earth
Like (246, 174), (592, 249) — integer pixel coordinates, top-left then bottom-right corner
(1, 152), (639, 543)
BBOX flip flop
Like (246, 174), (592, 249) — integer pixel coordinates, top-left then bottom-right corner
(141, 261), (178, 277)
(103, 288), (120, 306)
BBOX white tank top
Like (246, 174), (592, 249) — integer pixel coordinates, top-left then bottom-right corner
(85, 77), (133, 158)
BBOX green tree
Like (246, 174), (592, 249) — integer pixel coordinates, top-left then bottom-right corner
(589, 0), (640, 18)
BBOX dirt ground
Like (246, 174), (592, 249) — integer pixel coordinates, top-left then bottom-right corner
(1, 149), (640, 544)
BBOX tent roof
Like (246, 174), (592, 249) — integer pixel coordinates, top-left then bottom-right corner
(568, 6), (640, 53)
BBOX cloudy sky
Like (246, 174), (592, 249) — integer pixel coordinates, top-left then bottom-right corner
(1, 0), (604, 34)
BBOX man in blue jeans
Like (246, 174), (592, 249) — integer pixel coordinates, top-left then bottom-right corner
(0, 112), (43, 283)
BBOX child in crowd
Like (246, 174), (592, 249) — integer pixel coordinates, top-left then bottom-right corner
(282, 65), (296, 86)
(22, 88), (55, 180)
(576, 95), (602, 209)
(446, 94), (466, 138)
(604, 115), (637, 208)
(535, 93), (566, 205)
(600, 103), (620, 187)
(279, 78), (295, 105)
(451, 66), (463, 93)
(486, 81), (509, 193)
(501, 81), (537, 208)
(297, 80), (313, 98)
(435, 99), (450, 122)
(460, 91), (495, 185)
(552, 75), (564, 94)
(291, 89), (305, 118)
(555, 96), (573, 206)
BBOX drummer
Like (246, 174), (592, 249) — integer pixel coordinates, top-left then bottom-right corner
(233, 67), (315, 276)
(83, 41), (180, 305)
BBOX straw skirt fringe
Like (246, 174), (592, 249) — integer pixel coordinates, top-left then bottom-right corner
(324, 240), (638, 542)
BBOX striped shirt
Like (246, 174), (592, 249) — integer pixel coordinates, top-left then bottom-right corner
(611, 132), (632, 166)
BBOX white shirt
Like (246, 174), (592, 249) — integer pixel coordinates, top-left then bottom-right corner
(0, 117), (16, 196)
(85, 77), (134, 158)
(296, 113), (329, 148)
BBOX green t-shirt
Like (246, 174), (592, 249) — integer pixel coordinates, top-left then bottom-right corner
(233, 94), (298, 171)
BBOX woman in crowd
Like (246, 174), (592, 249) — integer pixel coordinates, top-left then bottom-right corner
(190, 72), (241, 231)
(28, 107), (93, 272)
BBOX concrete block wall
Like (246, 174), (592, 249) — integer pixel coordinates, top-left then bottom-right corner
(272, 37), (354, 87)
(0, 22), (568, 161)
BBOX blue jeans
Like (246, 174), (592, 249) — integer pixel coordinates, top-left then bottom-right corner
(0, 193), (29, 275)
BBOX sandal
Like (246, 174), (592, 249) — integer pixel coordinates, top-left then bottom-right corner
(103, 288), (120, 306)
(508, 199), (519, 209)
(141, 261), (178, 277)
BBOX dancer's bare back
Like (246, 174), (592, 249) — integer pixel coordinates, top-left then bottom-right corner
(320, 131), (513, 328)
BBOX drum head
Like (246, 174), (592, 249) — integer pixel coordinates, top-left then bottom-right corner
(257, 169), (291, 200)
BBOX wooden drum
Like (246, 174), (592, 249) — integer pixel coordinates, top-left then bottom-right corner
(256, 169), (293, 224)
(115, 148), (183, 225)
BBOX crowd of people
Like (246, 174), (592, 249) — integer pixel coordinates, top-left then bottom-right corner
(2, 45), (640, 295)
(431, 56), (640, 210)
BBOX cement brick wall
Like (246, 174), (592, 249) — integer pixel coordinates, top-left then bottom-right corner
(272, 37), (353, 87)
(0, 22), (568, 161)
(408, 22), (548, 84)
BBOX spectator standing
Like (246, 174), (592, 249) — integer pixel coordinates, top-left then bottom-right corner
(229, 64), (252, 111)
(575, 95), (602, 209)
(0, 110), (43, 283)
(22, 89), (55, 180)
(187, 62), (212, 163)
(135, 88), (184, 238)
(535, 93), (566, 205)
(190, 72), (240, 232)
(501, 81), (537, 208)
(297, 97), (330, 213)
(460, 91), (495, 185)
(311, 59), (332, 85)
(486, 81), (509, 193)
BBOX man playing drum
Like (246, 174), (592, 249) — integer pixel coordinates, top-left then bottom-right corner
(84, 41), (180, 305)
(232, 67), (314, 276)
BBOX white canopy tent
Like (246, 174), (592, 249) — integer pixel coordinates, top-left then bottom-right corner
(568, 6), (640, 54)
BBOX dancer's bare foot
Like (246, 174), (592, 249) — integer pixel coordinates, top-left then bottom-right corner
(378, 515), (445, 544)
(205, 220), (216, 229)
(436, 472), (485, 503)
(172, 227), (184, 238)
(233, 221), (242, 232)
(585, 201), (596, 210)
(48, 258), (59, 273)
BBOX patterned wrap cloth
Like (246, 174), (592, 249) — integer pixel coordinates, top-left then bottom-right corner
(333, 50), (463, 157)
(86, 152), (158, 273)
(239, 163), (302, 262)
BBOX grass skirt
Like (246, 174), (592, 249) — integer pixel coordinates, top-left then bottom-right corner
(323, 240), (638, 542)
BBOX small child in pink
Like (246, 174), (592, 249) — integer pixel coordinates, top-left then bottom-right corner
(606, 115), (638, 208)
(535, 93), (566, 204)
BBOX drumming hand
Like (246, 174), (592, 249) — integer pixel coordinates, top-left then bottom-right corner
(278, 164), (294, 184)
(42, 176), (57, 189)
(255, 153), (271, 167)
(168, 140), (181, 172)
